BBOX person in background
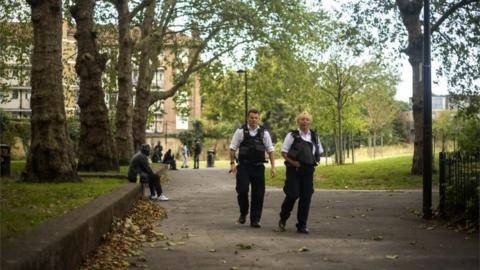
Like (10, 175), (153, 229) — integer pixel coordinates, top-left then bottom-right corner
(181, 143), (189, 168)
(128, 144), (169, 201)
(278, 111), (323, 234)
(152, 142), (163, 163)
(163, 149), (177, 170)
(193, 139), (202, 169)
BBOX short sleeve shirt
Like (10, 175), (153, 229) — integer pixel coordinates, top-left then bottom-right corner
(229, 125), (275, 153)
(281, 129), (324, 155)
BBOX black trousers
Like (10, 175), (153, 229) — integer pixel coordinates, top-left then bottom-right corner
(194, 154), (200, 168)
(279, 165), (315, 229)
(236, 164), (265, 222)
(147, 173), (163, 196)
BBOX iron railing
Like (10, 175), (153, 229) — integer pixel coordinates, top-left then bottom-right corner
(439, 151), (480, 227)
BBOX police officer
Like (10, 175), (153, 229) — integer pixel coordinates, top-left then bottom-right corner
(278, 111), (323, 234)
(230, 109), (276, 228)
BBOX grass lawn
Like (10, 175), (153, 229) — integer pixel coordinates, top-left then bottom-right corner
(0, 161), (127, 240)
(266, 156), (438, 190)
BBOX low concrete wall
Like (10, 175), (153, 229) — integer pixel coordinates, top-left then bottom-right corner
(0, 183), (142, 270)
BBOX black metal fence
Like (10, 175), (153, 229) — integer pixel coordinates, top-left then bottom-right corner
(439, 151), (480, 227)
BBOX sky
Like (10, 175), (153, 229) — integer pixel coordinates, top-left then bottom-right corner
(320, 0), (449, 103)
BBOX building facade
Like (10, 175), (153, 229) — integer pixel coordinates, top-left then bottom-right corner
(1, 22), (201, 140)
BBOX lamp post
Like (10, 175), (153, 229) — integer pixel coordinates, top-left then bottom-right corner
(237, 69), (247, 124)
(423, 0), (433, 219)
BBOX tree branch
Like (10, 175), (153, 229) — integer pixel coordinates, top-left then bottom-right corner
(431, 0), (478, 33)
(130, 0), (152, 19)
(149, 38), (255, 106)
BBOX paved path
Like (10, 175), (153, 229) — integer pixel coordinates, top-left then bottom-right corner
(131, 168), (478, 270)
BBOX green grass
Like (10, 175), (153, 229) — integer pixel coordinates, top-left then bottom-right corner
(0, 161), (125, 240)
(266, 156), (437, 190)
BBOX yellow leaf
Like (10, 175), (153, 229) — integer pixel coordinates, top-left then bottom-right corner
(385, 255), (399, 260)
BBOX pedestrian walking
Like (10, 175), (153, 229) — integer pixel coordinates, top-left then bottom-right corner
(193, 139), (202, 169)
(181, 143), (189, 168)
(278, 111), (323, 234)
(229, 108), (276, 228)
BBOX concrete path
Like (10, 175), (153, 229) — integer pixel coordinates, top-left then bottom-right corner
(131, 168), (478, 270)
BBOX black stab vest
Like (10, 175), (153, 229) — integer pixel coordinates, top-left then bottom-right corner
(287, 130), (320, 165)
(238, 125), (267, 164)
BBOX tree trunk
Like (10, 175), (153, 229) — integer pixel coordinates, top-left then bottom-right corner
(337, 100), (344, 164)
(22, 0), (79, 182)
(71, 0), (119, 172)
(373, 129), (377, 159)
(115, 0), (135, 165)
(133, 1), (156, 152)
(368, 135), (372, 157)
(333, 133), (339, 164)
(396, 0), (424, 175)
(380, 133), (384, 157)
(351, 132), (355, 164)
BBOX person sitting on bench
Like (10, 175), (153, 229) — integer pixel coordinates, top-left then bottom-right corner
(128, 144), (169, 201)
(163, 149), (177, 170)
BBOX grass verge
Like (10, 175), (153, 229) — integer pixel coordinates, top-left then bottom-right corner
(0, 161), (130, 240)
(266, 156), (438, 190)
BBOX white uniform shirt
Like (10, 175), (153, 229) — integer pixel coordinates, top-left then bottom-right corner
(229, 125), (275, 153)
(281, 129), (324, 155)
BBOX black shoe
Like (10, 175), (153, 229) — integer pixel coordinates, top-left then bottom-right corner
(250, 221), (261, 228)
(278, 220), (286, 232)
(238, 215), (246, 224)
(297, 227), (309, 234)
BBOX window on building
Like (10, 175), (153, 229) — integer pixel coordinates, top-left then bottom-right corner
(152, 69), (164, 89)
(432, 96), (445, 110)
(12, 90), (19, 99)
(176, 115), (188, 130)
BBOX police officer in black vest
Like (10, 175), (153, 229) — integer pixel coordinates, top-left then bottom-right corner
(278, 111), (323, 234)
(229, 109), (276, 228)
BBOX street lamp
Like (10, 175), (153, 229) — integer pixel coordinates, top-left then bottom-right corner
(422, 0), (433, 219)
(237, 69), (248, 124)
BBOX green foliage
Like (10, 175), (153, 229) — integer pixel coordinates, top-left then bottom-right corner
(0, 1), (32, 93)
(266, 156), (427, 190)
(0, 111), (30, 155)
(457, 116), (480, 151)
(67, 114), (80, 153)
(342, 0), (480, 114)
(177, 119), (205, 149)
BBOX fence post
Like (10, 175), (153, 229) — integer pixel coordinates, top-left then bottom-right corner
(439, 152), (446, 218)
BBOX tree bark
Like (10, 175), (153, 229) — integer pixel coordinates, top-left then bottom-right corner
(132, 1), (156, 152)
(396, 0), (424, 175)
(71, 0), (119, 171)
(337, 98), (344, 164)
(22, 0), (79, 182)
(114, 0), (135, 165)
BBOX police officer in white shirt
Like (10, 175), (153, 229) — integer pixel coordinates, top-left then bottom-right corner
(229, 109), (276, 228)
(278, 111), (323, 234)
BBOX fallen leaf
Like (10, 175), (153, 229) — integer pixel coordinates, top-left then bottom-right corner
(373, 235), (383, 241)
(297, 246), (309, 252)
(209, 249), (216, 252)
(385, 255), (399, 260)
(236, 243), (253, 250)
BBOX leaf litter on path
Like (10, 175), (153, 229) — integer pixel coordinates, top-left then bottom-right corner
(79, 198), (167, 270)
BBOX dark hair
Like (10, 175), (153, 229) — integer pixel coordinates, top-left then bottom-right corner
(248, 108), (259, 115)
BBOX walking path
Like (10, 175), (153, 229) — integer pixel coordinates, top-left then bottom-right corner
(131, 168), (478, 270)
